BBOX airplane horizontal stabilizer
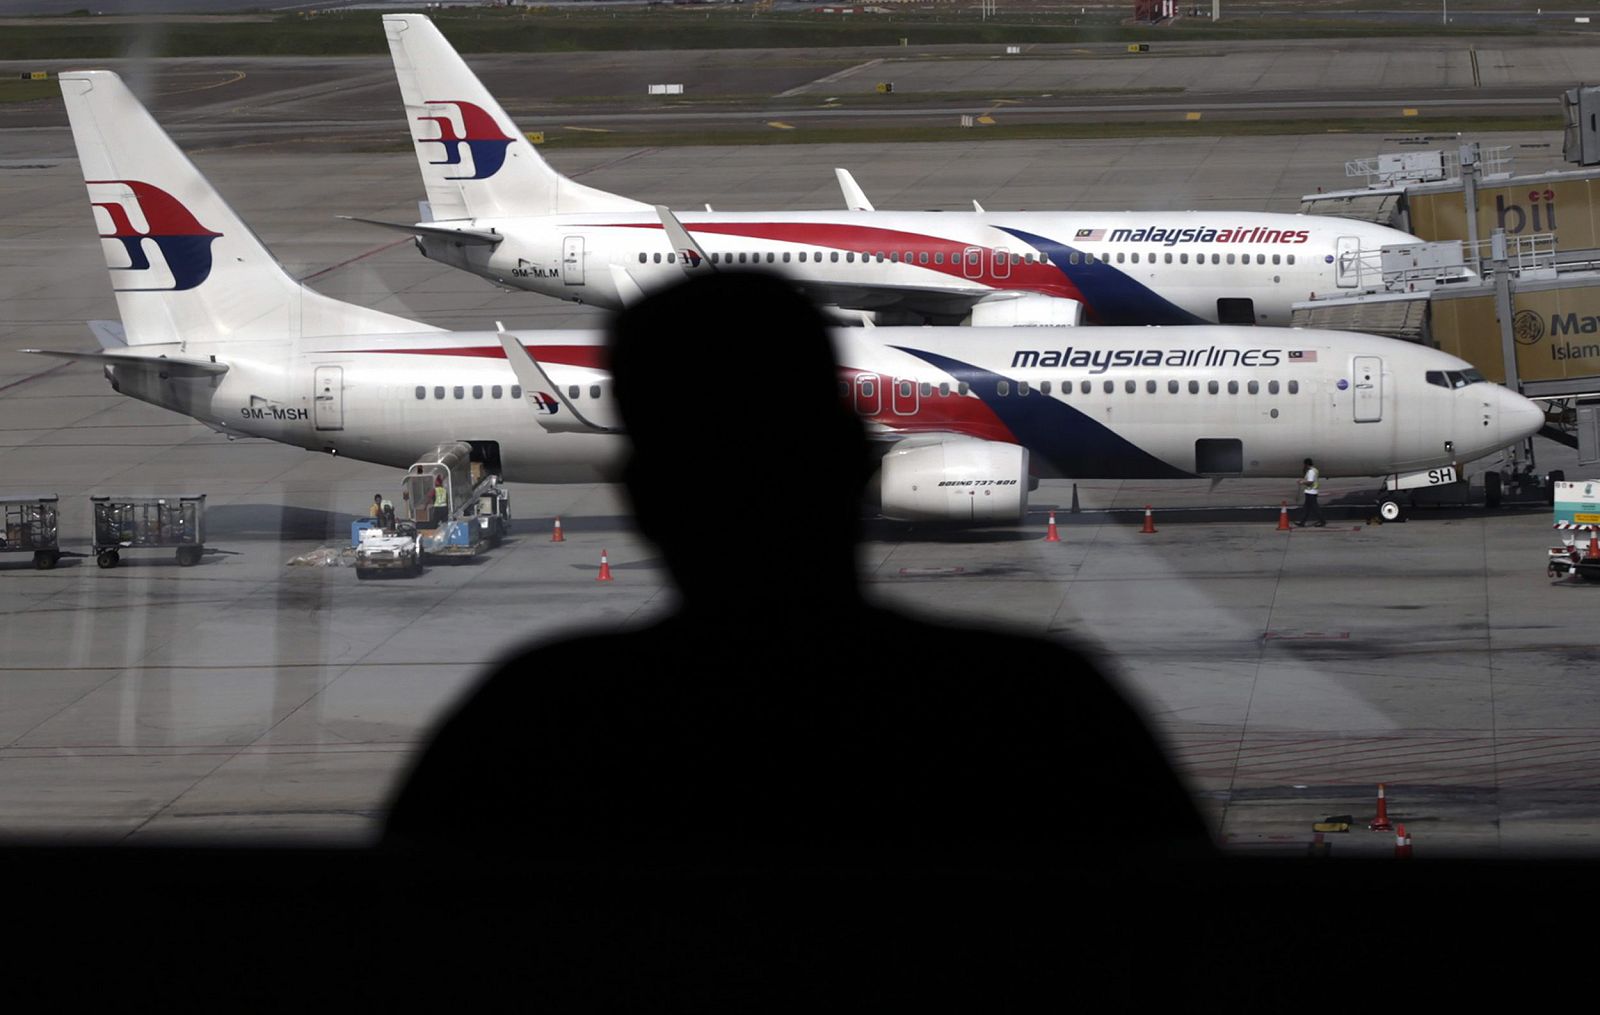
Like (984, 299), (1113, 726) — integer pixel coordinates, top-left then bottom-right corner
(338, 216), (502, 246)
(23, 348), (229, 378)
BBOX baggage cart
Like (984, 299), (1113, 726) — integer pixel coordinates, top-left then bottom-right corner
(0, 495), (61, 569)
(90, 494), (206, 569)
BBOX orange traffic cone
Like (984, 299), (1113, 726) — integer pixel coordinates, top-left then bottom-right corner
(551, 516), (565, 542)
(596, 549), (613, 582)
(1588, 528), (1599, 561)
(1045, 510), (1061, 543)
(1277, 501), (1292, 531)
(1139, 505), (1157, 534)
(1395, 823), (1413, 859)
(1368, 783), (1394, 831)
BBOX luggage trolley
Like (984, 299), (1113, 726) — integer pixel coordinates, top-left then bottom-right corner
(90, 494), (206, 568)
(0, 494), (61, 569)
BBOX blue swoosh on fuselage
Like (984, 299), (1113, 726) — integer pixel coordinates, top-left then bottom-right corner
(999, 226), (1207, 325)
(894, 346), (1196, 479)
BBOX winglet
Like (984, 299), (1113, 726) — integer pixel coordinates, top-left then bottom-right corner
(836, 168), (874, 211)
(654, 205), (714, 275)
(496, 328), (620, 434)
(973, 199), (986, 213)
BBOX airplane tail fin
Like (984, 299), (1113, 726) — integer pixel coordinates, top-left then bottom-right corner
(60, 70), (438, 347)
(383, 13), (647, 220)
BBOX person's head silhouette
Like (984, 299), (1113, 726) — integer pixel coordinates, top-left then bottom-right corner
(608, 272), (869, 614)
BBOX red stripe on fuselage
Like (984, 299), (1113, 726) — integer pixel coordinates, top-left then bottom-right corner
(602, 221), (1084, 304)
(840, 367), (1017, 445)
(341, 346), (608, 369)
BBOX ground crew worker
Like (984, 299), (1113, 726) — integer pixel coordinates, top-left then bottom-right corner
(1296, 457), (1325, 527)
(381, 499), (396, 530)
(369, 494), (384, 519)
(432, 475), (448, 527)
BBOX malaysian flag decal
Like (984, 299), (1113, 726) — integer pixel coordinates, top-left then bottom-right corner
(1074, 228), (1104, 241)
(1288, 350), (1318, 362)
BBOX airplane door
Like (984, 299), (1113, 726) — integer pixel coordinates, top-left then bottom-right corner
(1352, 355), (1382, 422)
(854, 374), (881, 416)
(1336, 235), (1361, 288)
(891, 377), (920, 416)
(562, 236), (584, 286)
(991, 247), (1012, 280)
(962, 246), (983, 279)
(314, 366), (344, 431)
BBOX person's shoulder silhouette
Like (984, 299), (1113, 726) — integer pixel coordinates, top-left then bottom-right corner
(382, 271), (1211, 866)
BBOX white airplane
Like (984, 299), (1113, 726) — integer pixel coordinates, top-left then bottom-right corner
(32, 72), (1542, 524)
(366, 13), (1422, 327)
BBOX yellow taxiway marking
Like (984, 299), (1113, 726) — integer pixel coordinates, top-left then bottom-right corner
(1185, 111), (1202, 121)
(976, 114), (996, 125)
(767, 121), (795, 129)
(1402, 108), (1419, 116)
(561, 126), (612, 133)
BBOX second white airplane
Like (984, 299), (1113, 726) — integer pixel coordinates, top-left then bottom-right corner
(366, 13), (1423, 328)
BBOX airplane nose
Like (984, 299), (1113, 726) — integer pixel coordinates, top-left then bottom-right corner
(1501, 389), (1545, 443)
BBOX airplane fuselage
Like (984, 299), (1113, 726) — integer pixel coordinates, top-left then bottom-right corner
(111, 326), (1537, 486)
(421, 211), (1417, 325)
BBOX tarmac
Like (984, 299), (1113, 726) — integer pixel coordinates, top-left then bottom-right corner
(0, 50), (1596, 856)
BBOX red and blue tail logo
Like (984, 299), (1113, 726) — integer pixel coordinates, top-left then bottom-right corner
(88, 180), (221, 292)
(531, 391), (559, 414)
(417, 100), (514, 181)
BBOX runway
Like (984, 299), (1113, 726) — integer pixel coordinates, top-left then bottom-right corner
(0, 42), (1596, 855)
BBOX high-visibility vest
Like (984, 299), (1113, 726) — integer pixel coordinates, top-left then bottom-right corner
(434, 485), (447, 507)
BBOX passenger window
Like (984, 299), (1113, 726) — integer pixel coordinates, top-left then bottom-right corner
(492, 385), (502, 399)
(1011, 253), (1022, 265)
(1228, 380), (1238, 394)
(1248, 380), (1259, 394)
(1103, 380), (1114, 394)
(1272, 254), (1281, 265)
(958, 381), (970, 396)
(1257, 254), (1266, 265)
(899, 380), (913, 398)
(511, 385), (522, 399)
(1287, 255), (1295, 265)
(472, 385), (483, 399)
(1125, 380), (1136, 394)
(1180, 253), (1188, 264)
(1080, 380), (1091, 394)
(666, 253), (676, 264)
(920, 382), (932, 397)
(415, 386), (426, 400)
(590, 384), (602, 399)
(1017, 381), (1030, 396)
(1268, 380), (1280, 395)
(568, 385), (579, 399)
(1208, 380), (1219, 394)
(453, 386), (464, 399)
(997, 381), (1010, 396)
(638, 253), (646, 264)
(846, 253), (855, 263)
(838, 382), (850, 398)
(1040, 381), (1051, 395)
(1188, 380), (1200, 394)
(1146, 379), (1157, 393)
(1168, 380), (1179, 394)
(1288, 380), (1300, 394)
(919, 252), (930, 265)
(1069, 253), (1080, 265)
(831, 252), (840, 263)
(782, 252), (791, 263)
(799, 252), (807, 263)
(1226, 254), (1235, 265)
(434, 387), (445, 399)
(1116, 253), (1125, 264)
(1212, 254), (1221, 265)
(1165, 253), (1173, 264)
(1131, 253), (1139, 264)
(738, 253), (747, 264)
(934, 252), (945, 265)
(939, 382), (950, 396)
(861, 380), (875, 397)
(766, 253), (775, 263)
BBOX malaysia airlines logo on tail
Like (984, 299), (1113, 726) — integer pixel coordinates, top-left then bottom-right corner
(531, 391), (559, 414)
(416, 99), (514, 180)
(88, 180), (221, 292)
(679, 249), (702, 268)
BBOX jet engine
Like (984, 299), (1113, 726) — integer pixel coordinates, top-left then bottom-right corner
(878, 437), (1029, 522)
(968, 293), (1083, 328)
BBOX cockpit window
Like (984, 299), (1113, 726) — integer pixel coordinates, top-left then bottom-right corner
(1426, 370), (1449, 389)
(1427, 369), (1483, 389)
(1460, 369), (1486, 385)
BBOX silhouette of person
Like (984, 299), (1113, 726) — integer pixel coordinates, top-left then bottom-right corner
(383, 271), (1211, 873)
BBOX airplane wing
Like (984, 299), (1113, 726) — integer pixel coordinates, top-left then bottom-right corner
(22, 348), (229, 378)
(835, 168), (874, 211)
(608, 264), (646, 306)
(495, 326), (621, 435)
(338, 215), (503, 246)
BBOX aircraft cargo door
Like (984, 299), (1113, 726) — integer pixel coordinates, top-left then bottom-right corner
(562, 236), (584, 286)
(314, 366), (344, 431)
(1352, 355), (1382, 423)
